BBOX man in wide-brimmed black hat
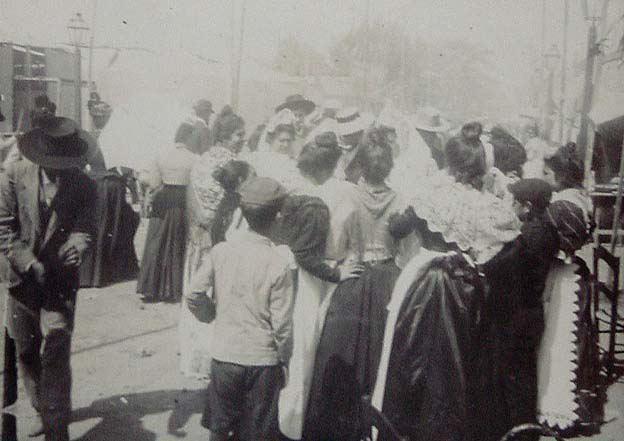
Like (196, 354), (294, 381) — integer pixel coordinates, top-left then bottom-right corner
(275, 94), (316, 158)
(0, 116), (97, 441)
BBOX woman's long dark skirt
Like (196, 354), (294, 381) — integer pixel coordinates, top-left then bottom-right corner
(136, 185), (187, 302)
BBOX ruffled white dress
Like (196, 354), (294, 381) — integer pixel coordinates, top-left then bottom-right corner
(178, 146), (236, 380)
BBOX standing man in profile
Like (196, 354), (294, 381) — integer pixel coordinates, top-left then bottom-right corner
(189, 99), (215, 153)
(0, 116), (97, 441)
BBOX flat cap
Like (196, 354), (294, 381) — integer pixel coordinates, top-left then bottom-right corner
(508, 178), (553, 210)
(238, 177), (287, 208)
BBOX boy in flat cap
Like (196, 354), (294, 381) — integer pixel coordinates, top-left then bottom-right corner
(477, 178), (560, 441)
(188, 176), (293, 441)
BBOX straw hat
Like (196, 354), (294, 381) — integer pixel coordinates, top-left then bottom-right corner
(335, 107), (374, 137)
(413, 106), (450, 133)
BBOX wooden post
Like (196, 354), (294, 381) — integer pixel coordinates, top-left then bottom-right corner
(610, 133), (624, 253)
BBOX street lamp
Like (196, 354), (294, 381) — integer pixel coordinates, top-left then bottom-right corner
(67, 12), (89, 127)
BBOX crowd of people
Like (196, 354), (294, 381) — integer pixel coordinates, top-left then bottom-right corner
(0, 92), (599, 441)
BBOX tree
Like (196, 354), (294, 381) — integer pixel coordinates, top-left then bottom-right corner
(273, 37), (332, 77)
(329, 21), (509, 119)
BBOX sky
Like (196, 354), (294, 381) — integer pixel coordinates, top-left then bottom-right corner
(0, 0), (620, 111)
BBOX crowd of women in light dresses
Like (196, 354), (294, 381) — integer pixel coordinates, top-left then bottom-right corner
(135, 93), (600, 441)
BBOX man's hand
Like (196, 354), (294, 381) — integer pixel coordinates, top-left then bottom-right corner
(337, 261), (365, 281)
(187, 292), (216, 323)
(59, 245), (81, 268)
(30, 261), (46, 285)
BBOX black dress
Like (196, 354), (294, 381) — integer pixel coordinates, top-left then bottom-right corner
(136, 185), (187, 302)
(473, 213), (559, 441)
(80, 169), (140, 287)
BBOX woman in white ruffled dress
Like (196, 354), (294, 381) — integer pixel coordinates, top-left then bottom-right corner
(178, 106), (246, 380)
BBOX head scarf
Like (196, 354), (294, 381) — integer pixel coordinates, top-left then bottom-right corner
(546, 200), (588, 253)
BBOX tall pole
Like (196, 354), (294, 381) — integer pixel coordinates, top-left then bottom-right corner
(74, 45), (82, 127)
(362, 0), (371, 109)
(87, 0), (98, 132)
(577, 19), (598, 162)
(229, 1), (236, 107)
(231, 0), (246, 112)
(558, 0), (569, 143)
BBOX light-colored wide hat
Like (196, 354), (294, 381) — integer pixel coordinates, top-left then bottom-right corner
(335, 107), (374, 138)
(413, 106), (451, 133)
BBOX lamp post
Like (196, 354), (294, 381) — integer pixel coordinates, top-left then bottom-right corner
(67, 12), (89, 127)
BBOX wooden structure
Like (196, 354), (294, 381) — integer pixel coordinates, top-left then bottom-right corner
(0, 41), (83, 134)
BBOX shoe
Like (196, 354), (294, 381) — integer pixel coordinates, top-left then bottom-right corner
(27, 415), (44, 437)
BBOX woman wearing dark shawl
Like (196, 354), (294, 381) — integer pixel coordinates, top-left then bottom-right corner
(79, 168), (140, 287)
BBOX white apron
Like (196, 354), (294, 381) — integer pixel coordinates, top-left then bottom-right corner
(537, 258), (584, 430)
(278, 178), (361, 439)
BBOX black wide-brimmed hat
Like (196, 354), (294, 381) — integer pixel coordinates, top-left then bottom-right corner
(275, 94), (316, 115)
(18, 117), (97, 169)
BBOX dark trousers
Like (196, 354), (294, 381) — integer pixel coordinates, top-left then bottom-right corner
(204, 360), (283, 441)
(6, 294), (74, 441)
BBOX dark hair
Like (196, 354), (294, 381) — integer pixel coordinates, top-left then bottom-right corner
(213, 105), (245, 144)
(241, 204), (280, 232)
(211, 160), (253, 244)
(174, 122), (196, 144)
(31, 95), (57, 127)
(445, 130), (486, 189)
(389, 206), (459, 253)
(297, 132), (342, 179)
(267, 123), (295, 143)
(356, 127), (394, 181)
(461, 121), (483, 141)
(544, 142), (584, 189)
(213, 160), (252, 192)
(34, 95), (56, 113)
(489, 126), (527, 176)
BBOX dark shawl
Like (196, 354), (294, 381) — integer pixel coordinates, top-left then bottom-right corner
(80, 169), (139, 287)
(304, 261), (400, 440)
(382, 253), (484, 441)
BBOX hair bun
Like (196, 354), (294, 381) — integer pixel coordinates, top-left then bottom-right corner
(219, 105), (234, 117)
(314, 131), (338, 149)
(461, 121), (483, 141)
